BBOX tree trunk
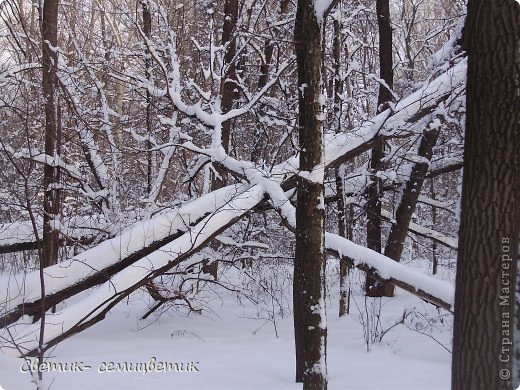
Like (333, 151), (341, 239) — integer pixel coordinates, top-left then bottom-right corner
(512, 266), (520, 389)
(251, 0), (290, 163)
(452, 2), (520, 389)
(430, 179), (438, 275)
(41, 0), (60, 269)
(141, 0), (153, 198)
(205, 0), (239, 279)
(332, 10), (351, 317)
(293, 2), (327, 389)
(382, 127), (440, 296)
(217, 0), (238, 164)
(365, 0), (393, 297)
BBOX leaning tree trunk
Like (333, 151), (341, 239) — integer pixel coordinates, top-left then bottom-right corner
(41, 0), (61, 269)
(452, 2), (520, 389)
(293, 1), (328, 389)
(365, 0), (393, 297)
(382, 127), (440, 296)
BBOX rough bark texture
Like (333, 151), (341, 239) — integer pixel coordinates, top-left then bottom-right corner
(513, 266), (520, 389)
(293, 1), (327, 389)
(382, 127), (440, 296)
(452, 2), (520, 389)
(41, 0), (60, 268)
(365, 0), (393, 297)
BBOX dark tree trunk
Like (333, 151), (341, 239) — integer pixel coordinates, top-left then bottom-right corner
(251, 0), (290, 163)
(338, 192), (353, 317)
(217, 0), (238, 162)
(382, 127), (440, 296)
(293, 2), (327, 389)
(141, 0), (153, 197)
(452, 2), (520, 389)
(430, 179), (438, 275)
(365, 0), (393, 297)
(41, 0), (60, 269)
(205, 0), (239, 279)
(512, 266), (520, 389)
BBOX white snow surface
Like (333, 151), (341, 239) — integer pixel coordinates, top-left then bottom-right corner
(0, 283), (452, 389)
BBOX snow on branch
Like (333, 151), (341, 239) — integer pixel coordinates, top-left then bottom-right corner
(0, 55), (465, 352)
(274, 57), (467, 186)
(0, 184), (256, 327)
(325, 233), (454, 311)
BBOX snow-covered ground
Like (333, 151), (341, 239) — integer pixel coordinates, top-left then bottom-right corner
(0, 273), (452, 390)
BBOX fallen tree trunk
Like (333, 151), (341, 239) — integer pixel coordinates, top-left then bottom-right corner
(278, 58), (467, 191)
(0, 217), (112, 255)
(0, 184), (254, 328)
(326, 232), (453, 311)
(380, 209), (458, 250)
(1, 191), (455, 357)
(1, 185), (266, 356)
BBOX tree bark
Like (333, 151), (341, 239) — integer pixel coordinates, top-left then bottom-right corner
(205, 0), (239, 279)
(365, 0), (393, 297)
(452, 2), (520, 389)
(141, 0), (153, 198)
(382, 127), (440, 296)
(251, 0), (290, 163)
(41, 0), (60, 269)
(217, 0), (239, 163)
(293, 2), (327, 389)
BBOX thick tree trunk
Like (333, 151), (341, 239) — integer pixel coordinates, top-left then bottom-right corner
(41, 0), (60, 269)
(293, 2), (327, 389)
(512, 266), (520, 389)
(452, 2), (520, 389)
(365, 0), (393, 297)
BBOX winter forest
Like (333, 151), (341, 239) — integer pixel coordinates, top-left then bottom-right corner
(0, 0), (518, 389)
